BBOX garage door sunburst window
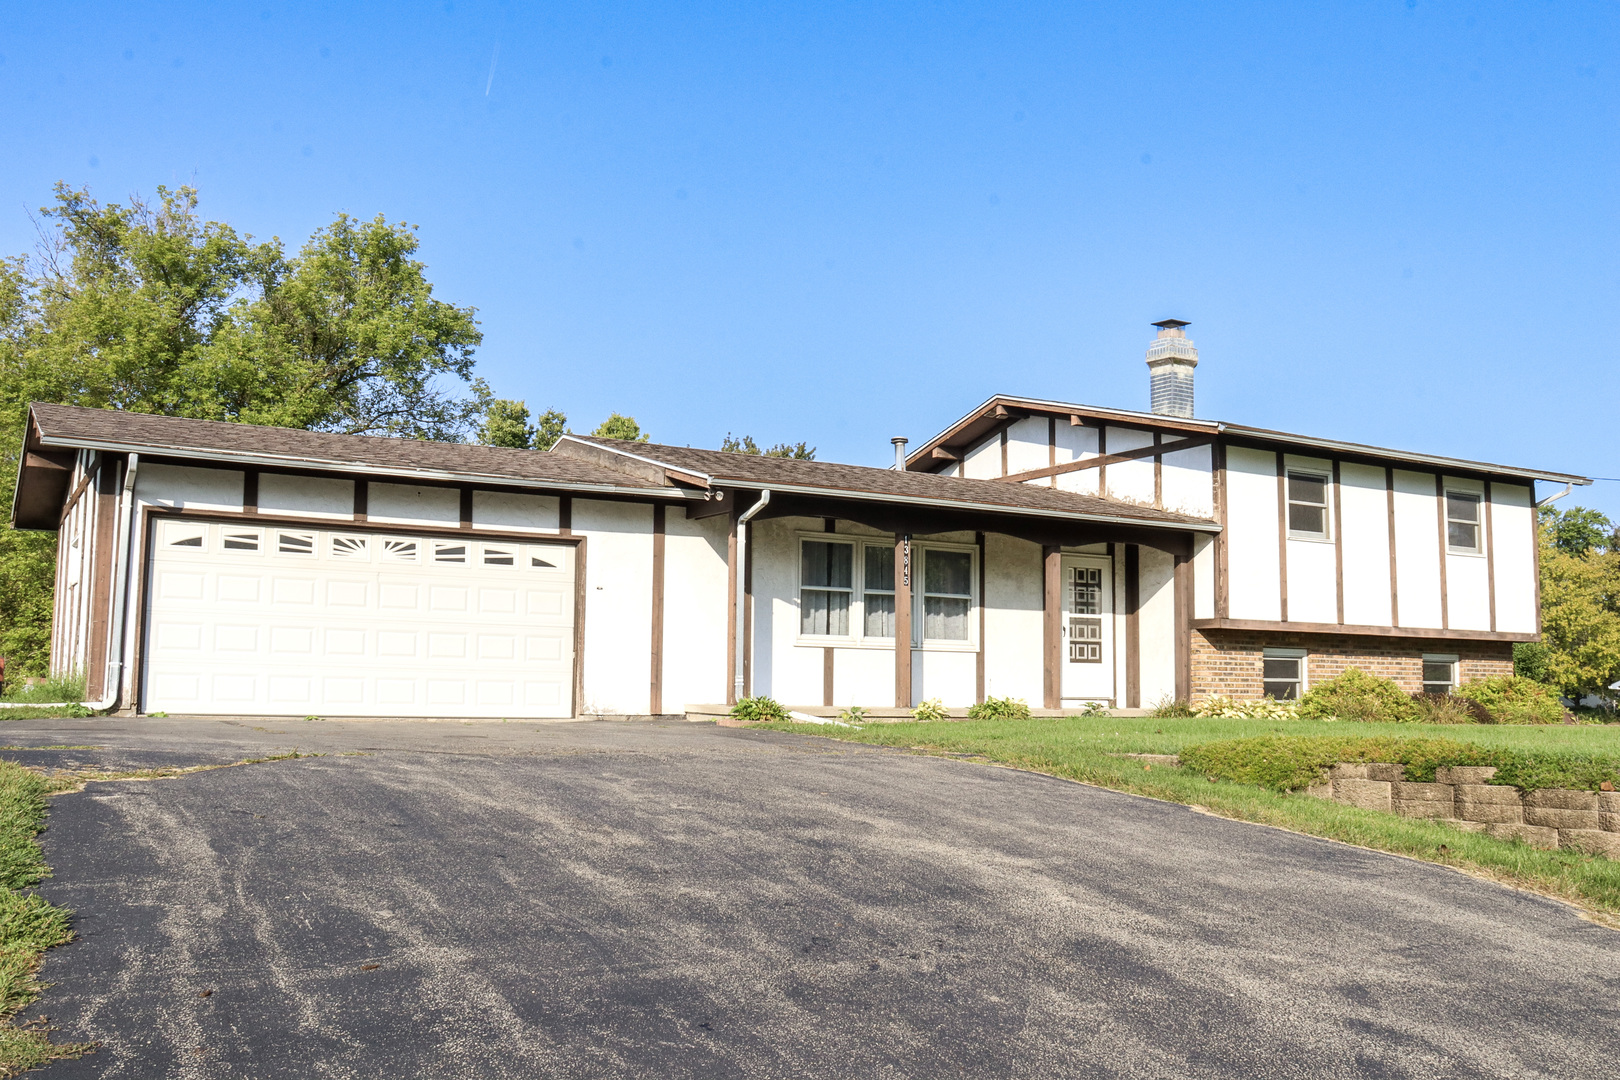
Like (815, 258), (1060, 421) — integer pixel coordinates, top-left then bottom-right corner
(278, 532), (315, 556)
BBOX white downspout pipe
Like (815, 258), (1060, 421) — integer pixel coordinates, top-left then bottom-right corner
(90, 453), (139, 712)
(732, 490), (771, 703)
(1534, 482), (1572, 508)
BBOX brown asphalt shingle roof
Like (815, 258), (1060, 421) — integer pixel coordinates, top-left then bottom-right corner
(28, 404), (657, 491)
(565, 436), (1216, 527)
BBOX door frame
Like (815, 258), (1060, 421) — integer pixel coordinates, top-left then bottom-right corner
(1059, 552), (1117, 706)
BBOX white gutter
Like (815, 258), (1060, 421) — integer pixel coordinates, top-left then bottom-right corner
(733, 490), (771, 702)
(33, 435), (696, 502)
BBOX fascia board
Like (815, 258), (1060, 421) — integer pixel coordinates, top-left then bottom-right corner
(1220, 424), (1592, 485)
(32, 433), (698, 501)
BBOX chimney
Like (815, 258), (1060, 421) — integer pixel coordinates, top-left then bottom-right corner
(1146, 319), (1198, 418)
(891, 436), (908, 469)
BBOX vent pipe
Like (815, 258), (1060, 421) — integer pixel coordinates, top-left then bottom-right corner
(891, 437), (908, 470)
(1146, 319), (1198, 418)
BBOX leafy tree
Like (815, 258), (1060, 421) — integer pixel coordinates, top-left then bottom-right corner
(720, 433), (816, 459)
(534, 408), (568, 451)
(0, 183), (487, 673)
(1541, 505), (1614, 556)
(1532, 506), (1620, 700)
(480, 399), (535, 449)
(592, 413), (648, 442)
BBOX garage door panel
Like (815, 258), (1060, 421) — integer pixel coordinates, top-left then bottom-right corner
(143, 523), (575, 717)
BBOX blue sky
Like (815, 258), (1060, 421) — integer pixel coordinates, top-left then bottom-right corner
(2, 1), (1615, 514)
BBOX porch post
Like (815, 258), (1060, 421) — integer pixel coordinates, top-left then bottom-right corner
(894, 534), (912, 707)
(1125, 545), (1141, 709)
(1174, 551), (1192, 703)
(1043, 545), (1061, 709)
(725, 512), (738, 705)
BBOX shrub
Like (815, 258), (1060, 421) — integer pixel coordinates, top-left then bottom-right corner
(1194, 695), (1300, 721)
(966, 696), (1030, 721)
(838, 705), (868, 724)
(1297, 668), (1419, 723)
(1149, 697), (1196, 719)
(1408, 693), (1490, 725)
(1456, 676), (1568, 725)
(911, 698), (948, 722)
(1079, 701), (1110, 717)
(729, 696), (789, 723)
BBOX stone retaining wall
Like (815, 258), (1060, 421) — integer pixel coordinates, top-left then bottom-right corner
(1306, 764), (1620, 856)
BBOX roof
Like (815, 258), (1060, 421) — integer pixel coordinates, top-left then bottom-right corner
(905, 394), (1592, 486)
(557, 435), (1217, 531)
(24, 403), (665, 495)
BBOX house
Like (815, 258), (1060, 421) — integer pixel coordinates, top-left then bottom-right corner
(18, 321), (1590, 718)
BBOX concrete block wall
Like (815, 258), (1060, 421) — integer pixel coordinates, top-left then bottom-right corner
(1306, 764), (1620, 857)
(1190, 629), (1514, 702)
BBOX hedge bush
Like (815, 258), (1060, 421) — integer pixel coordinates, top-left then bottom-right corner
(1456, 675), (1568, 725)
(1297, 668), (1419, 723)
(729, 696), (789, 723)
(1179, 734), (1620, 793)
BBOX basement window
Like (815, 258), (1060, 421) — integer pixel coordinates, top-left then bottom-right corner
(1446, 492), (1482, 554)
(1286, 471), (1330, 539)
(1262, 648), (1307, 700)
(1422, 654), (1458, 695)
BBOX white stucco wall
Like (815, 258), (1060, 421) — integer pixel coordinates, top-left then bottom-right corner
(1443, 475), (1491, 631)
(471, 491), (561, 533)
(368, 482), (460, 527)
(1338, 462), (1392, 626)
(575, 499), (654, 715)
(660, 511), (729, 711)
(963, 434), (1002, 479)
(1225, 447), (1281, 621)
(137, 464), (246, 513)
(259, 474), (354, 519)
(1491, 483), (1536, 634)
(1053, 423), (1100, 495)
(1138, 545), (1177, 705)
(1282, 454), (1336, 624)
(1392, 469), (1443, 629)
(1104, 426), (1155, 504)
(983, 533), (1042, 704)
(1161, 442), (1214, 517)
(1192, 533), (1214, 621)
(1004, 416), (1050, 477)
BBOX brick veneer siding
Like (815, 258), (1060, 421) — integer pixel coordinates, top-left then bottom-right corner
(1190, 629), (1515, 702)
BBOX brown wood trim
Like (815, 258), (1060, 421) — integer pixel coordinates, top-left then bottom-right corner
(1220, 436), (1535, 489)
(572, 538), (587, 718)
(743, 517), (754, 698)
(726, 514), (738, 705)
(1214, 441), (1229, 620)
(141, 506), (584, 546)
(1000, 429), (1009, 478)
(56, 463), (99, 525)
(1042, 545), (1061, 709)
(1332, 460), (1344, 625)
(85, 460), (120, 701)
(1275, 452), (1289, 623)
(1484, 480), (1497, 632)
(999, 434), (1213, 485)
(352, 479), (368, 522)
(1153, 433), (1163, 508)
(559, 495), (572, 536)
(1173, 554), (1191, 702)
(1386, 467), (1400, 626)
(1125, 544), (1141, 708)
(242, 469), (259, 515)
(650, 504), (666, 715)
(823, 648), (835, 707)
(1048, 417), (1057, 488)
(1435, 474), (1449, 631)
(975, 531), (987, 704)
(1097, 425), (1107, 496)
(894, 534), (913, 707)
(1190, 617), (1538, 643)
(459, 486), (474, 529)
(131, 508), (158, 713)
(1531, 492), (1543, 636)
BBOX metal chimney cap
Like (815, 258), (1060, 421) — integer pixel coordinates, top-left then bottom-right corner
(1152, 318), (1190, 329)
(891, 437), (909, 445)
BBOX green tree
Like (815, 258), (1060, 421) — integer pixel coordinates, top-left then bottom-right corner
(592, 413), (648, 442)
(0, 183), (488, 674)
(720, 433), (816, 459)
(534, 408), (568, 451)
(1533, 507), (1620, 700)
(480, 399), (535, 449)
(1541, 505), (1614, 556)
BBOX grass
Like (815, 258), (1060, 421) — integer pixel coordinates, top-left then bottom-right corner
(755, 714), (1620, 925)
(0, 676), (84, 706)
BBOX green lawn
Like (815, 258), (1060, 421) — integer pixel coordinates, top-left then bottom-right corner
(757, 715), (1620, 924)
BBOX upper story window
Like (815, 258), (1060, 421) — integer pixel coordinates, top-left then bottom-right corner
(800, 540), (853, 636)
(1446, 492), (1482, 553)
(1286, 471), (1329, 539)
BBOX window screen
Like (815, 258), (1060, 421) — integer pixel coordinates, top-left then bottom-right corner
(1287, 472), (1329, 538)
(863, 546), (895, 638)
(800, 541), (853, 636)
(1263, 649), (1306, 700)
(1446, 492), (1481, 553)
(922, 550), (972, 641)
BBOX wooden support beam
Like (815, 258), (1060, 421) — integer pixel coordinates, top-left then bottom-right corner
(1125, 545), (1141, 708)
(894, 534), (913, 707)
(650, 504), (665, 715)
(930, 447), (961, 462)
(1043, 545), (1061, 709)
(998, 434), (1214, 485)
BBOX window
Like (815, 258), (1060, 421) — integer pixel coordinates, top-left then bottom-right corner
(433, 542), (468, 564)
(1422, 654), (1458, 695)
(331, 535), (368, 559)
(482, 545), (516, 566)
(863, 546), (895, 638)
(800, 540), (853, 636)
(221, 530), (261, 552)
(1068, 566), (1103, 663)
(277, 531), (315, 556)
(922, 550), (973, 641)
(1263, 648), (1306, 700)
(1446, 492), (1481, 553)
(1287, 471), (1329, 538)
(381, 538), (419, 562)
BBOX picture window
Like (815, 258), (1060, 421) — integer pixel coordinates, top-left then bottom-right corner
(800, 540), (853, 636)
(1286, 471), (1329, 538)
(798, 536), (977, 646)
(922, 549), (972, 641)
(1263, 648), (1306, 700)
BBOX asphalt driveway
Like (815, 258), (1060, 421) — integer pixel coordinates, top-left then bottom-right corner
(1, 716), (1614, 1078)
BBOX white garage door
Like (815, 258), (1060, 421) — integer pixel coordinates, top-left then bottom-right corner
(142, 518), (576, 717)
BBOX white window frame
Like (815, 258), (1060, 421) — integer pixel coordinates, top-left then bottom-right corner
(795, 534), (978, 651)
(1422, 653), (1459, 695)
(1445, 490), (1484, 555)
(1285, 470), (1331, 541)
(1262, 647), (1307, 700)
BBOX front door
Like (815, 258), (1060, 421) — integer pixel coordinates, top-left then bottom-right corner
(1060, 555), (1114, 705)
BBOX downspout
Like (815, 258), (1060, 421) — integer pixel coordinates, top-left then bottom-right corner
(90, 453), (139, 712)
(732, 490), (771, 702)
(1534, 482), (1572, 508)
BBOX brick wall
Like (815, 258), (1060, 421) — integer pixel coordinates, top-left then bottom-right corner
(1190, 629), (1514, 701)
